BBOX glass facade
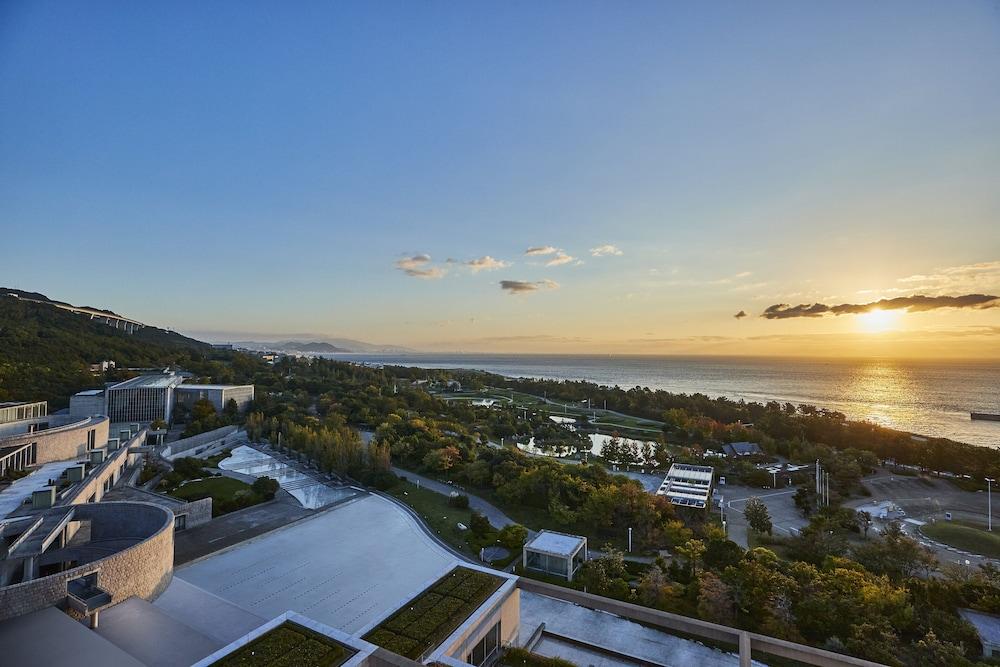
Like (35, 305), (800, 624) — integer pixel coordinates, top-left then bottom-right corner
(107, 387), (170, 423)
(467, 620), (501, 667)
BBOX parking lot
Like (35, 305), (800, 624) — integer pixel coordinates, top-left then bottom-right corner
(718, 482), (807, 548)
(849, 472), (997, 567)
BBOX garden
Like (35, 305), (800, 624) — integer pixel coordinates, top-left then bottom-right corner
(363, 566), (503, 660)
(209, 621), (352, 667)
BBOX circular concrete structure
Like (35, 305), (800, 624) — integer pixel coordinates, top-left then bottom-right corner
(0, 501), (174, 621)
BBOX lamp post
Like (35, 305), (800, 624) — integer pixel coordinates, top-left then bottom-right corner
(628, 527), (633, 553)
(987, 478), (996, 532)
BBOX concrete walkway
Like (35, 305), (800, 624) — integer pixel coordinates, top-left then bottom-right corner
(392, 466), (517, 529)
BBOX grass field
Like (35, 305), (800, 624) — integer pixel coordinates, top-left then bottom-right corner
(386, 480), (476, 555)
(922, 520), (1000, 558)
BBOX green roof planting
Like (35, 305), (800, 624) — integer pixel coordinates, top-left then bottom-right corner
(209, 621), (352, 667)
(364, 566), (504, 660)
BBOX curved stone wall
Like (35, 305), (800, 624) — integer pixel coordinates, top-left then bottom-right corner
(0, 501), (174, 621)
(0, 415), (110, 466)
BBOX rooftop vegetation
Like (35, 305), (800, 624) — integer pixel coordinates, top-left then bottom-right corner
(364, 566), (503, 660)
(209, 621), (351, 667)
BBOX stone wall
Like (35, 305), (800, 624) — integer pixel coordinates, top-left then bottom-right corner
(162, 425), (239, 460)
(0, 416), (110, 466)
(0, 501), (174, 621)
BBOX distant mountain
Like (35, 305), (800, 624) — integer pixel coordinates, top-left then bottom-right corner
(233, 338), (415, 354)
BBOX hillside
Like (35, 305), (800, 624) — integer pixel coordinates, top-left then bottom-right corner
(0, 293), (251, 408)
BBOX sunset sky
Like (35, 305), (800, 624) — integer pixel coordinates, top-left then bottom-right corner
(2, 2), (998, 357)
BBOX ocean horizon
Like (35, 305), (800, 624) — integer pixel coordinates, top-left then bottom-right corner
(326, 353), (1000, 448)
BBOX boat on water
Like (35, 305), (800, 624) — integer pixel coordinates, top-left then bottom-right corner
(971, 412), (1000, 422)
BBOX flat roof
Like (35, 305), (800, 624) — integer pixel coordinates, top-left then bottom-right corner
(0, 606), (145, 667)
(0, 400), (46, 408)
(109, 374), (184, 390)
(74, 389), (105, 396)
(176, 494), (456, 634)
(0, 460), (80, 518)
(176, 383), (254, 391)
(666, 463), (714, 483)
(525, 530), (586, 557)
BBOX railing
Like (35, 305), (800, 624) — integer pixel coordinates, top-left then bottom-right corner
(516, 578), (885, 667)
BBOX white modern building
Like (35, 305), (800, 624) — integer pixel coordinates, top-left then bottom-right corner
(522, 530), (587, 582)
(656, 463), (714, 509)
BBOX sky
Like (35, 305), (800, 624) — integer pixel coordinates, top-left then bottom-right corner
(1, 1), (999, 358)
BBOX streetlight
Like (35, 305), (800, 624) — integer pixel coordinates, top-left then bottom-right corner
(987, 478), (996, 532)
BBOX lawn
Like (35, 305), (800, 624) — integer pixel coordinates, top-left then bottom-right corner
(169, 476), (268, 517)
(364, 566), (503, 660)
(210, 621), (352, 667)
(386, 480), (476, 556)
(922, 520), (1000, 559)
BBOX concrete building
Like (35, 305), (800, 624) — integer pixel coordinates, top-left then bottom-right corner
(69, 372), (255, 425)
(106, 374), (186, 424)
(174, 383), (254, 414)
(657, 463), (715, 508)
(0, 400), (47, 426)
(0, 403), (110, 473)
(522, 530), (587, 582)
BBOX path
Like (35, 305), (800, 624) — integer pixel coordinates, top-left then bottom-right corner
(391, 466), (517, 529)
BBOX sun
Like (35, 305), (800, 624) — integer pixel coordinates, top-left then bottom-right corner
(856, 308), (900, 333)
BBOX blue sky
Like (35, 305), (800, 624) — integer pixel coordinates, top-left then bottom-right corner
(2, 1), (999, 356)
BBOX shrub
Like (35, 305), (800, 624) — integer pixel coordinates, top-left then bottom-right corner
(448, 493), (470, 509)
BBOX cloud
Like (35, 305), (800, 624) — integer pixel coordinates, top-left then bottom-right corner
(590, 244), (623, 257)
(395, 254), (447, 279)
(734, 310), (747, 319)
(761, 294), (999, 319)
(465, 256), (510, 272)
(499, 279), (559, 294)
(525, 246), (558, 256)
(546, 252), (575, 267)
(896, 261), (1000, 294)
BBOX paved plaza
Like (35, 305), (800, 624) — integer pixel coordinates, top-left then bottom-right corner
(176, 493), (457, 634)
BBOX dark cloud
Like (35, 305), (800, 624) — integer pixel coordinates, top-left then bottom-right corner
(734, 310), (747, 319)
(499, 279), (559, 294)
(762, 294), (999, 319)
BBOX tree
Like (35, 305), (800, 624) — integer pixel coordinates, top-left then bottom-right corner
(224, 397), (239, 420)
(856, 510), (873, 539)
(908, 631), (973, 667)
(697, 571), (735, 624)
(704, 539), (745, 571)
(676, 539), (706, 576)
(469, 511), (491, 537)
(422, 446), (460, 472)
(744, 496), (773, 535)
(191, 398), (217, 422)
(252, 476), (279, 500)
(498, 524), (528, 551)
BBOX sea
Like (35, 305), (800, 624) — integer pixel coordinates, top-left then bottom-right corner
(326, 354), (1000, 448)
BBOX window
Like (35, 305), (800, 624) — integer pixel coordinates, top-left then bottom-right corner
(87, 429), (96, 450)
(467, 621), (501, 667)
(174, 514), (187, 531)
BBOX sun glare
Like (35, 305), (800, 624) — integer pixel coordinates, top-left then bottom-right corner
(856, 308), (900, 333)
